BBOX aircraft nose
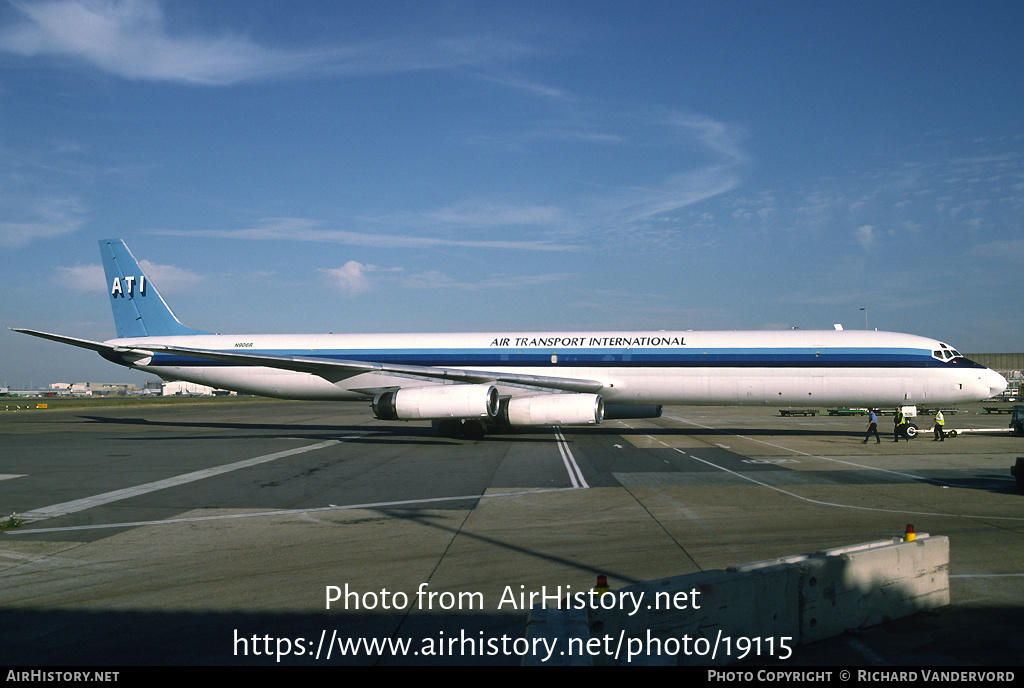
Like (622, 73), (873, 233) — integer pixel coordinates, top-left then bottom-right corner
(983, 368), (1008, 398)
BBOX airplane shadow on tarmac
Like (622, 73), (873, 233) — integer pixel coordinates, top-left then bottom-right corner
(75, 414), (455, 446)
(73, 415), (1021, 494)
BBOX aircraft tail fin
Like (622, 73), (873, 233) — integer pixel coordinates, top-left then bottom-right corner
(99, 239), (208, 338)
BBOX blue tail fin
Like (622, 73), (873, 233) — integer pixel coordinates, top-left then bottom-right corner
(99, 239), (209, 338)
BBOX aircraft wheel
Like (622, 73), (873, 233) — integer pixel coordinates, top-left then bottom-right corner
(902, 423), (918, 439)
(462, 420), (487, 441)
(436, 419), (464, 439)
(435, 419), (487, 440)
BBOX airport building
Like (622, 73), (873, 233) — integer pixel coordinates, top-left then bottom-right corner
(160, 380), (229, 396)
(969, 353), (1023, 394)
(2, 381), (164, 397)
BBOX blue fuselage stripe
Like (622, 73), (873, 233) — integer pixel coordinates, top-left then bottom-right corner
(144, 348), (984, 370)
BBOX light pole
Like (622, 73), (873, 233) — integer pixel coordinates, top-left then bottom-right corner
(859, 308), (868, 330)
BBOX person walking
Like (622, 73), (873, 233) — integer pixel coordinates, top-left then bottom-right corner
(893, 406), (905, 442)
(863, 408), (881, 444)
(933, 410), (946, 441)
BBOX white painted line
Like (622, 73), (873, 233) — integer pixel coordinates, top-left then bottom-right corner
(0, 475), (26, 481)
(665, 414), (986, 488)
(5, 487), (580, 535)
(667, 445), (1024, 520)
(17, 439), (343, 523)
(554, 427), (589, 489)
(616, 418), (1024, 523)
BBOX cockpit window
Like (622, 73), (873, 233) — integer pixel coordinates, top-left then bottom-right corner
(932, 344), (965, 362)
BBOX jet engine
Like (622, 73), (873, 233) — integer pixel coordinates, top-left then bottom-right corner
(372, 384), (499, 421)
(499, 393), (604, 426)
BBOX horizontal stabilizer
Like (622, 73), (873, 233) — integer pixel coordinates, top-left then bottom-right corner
(11, 328), (122, 354)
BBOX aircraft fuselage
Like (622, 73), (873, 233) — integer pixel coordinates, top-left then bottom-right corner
(107, 329), (1005, 408)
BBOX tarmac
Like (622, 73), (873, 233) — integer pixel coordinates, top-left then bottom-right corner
(1, 399), (1021, 666)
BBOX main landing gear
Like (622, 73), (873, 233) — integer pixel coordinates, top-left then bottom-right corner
(434, 419), (488, 440)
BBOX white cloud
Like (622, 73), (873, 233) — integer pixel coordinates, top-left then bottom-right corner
(320, 261), (373, 295)
(403, 270), (454, 290)
(599, 113), (749, 226)
(425, 203), (563, 227)
(53, 258), (203, 294)
(137, 259), (205, 294)
(0, 196), (86, 248)
(969, 239), (1024, 261)
(152, 218), (580, 251)
(0, 0), (312, 84)
(55, 263), (104, 292)
(620, 164), (741, 221)
(318, 263), (570, 294)
(402, 270), (571, 291)
(0, 0), (537, 85)
(855, 224), (876, 250)
(668, 113), (748, 164)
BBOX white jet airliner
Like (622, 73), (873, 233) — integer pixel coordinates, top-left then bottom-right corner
(14, 239), (1006, 438)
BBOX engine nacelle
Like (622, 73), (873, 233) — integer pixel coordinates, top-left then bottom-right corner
(500, 394), (604, 426)
(372, 384), (499, 421)
(604, 404), (663, 420)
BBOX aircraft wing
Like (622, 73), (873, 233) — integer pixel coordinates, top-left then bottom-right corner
(11, 329), (605, 395)
(142, 342), (606, 394)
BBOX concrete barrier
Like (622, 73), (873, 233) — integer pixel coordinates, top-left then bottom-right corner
(525, 534), (949, 665)
(795, 535), (949, 643)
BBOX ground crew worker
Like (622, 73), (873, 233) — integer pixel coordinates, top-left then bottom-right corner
(893, 406), (905, 442)
(933, 410), (946, 441)
(863, 408), (881, 444)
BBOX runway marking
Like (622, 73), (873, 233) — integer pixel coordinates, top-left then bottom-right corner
(663, 414), (988, 488)
(618, 418), (1024, 523)
(554, 426), (589, 489)
(15, 439), (345, 523)
(7, 429), (590, 533)
(4, 487), (580, 535)
(0, 474), (26, 481)
(667, 445), (1024, 520)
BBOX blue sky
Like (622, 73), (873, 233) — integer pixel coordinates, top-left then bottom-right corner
(1, 0), (1022, 386)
